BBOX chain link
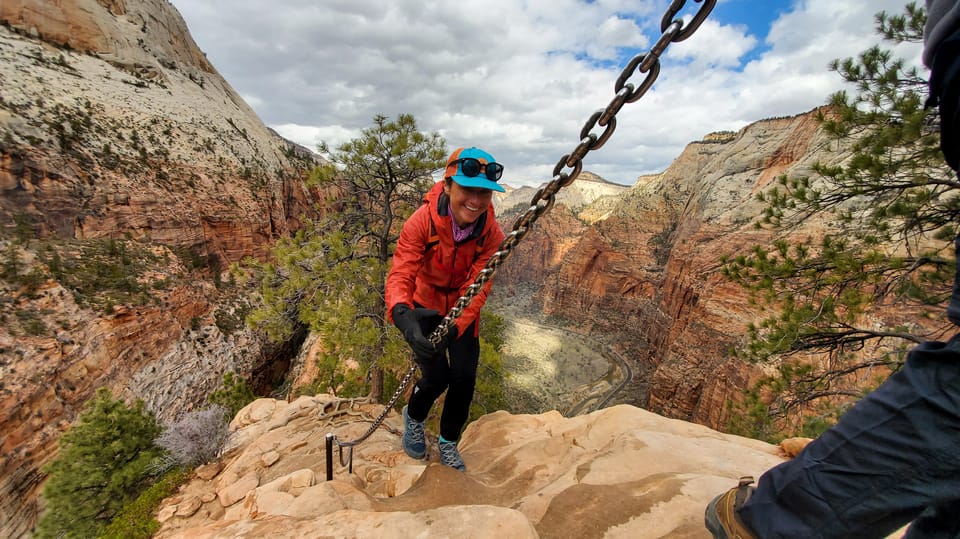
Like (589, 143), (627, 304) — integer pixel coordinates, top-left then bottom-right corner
(334, 0), (716, 458)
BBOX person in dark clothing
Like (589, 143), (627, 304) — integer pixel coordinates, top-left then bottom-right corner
(704, 2), (960, 538)
(384, 146), (506, 471)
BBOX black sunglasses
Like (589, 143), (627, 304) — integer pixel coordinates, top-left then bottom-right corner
(452, 157), (504, 181)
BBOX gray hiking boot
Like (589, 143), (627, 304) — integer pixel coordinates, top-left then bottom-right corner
(438, 437), (465, 471)
(402, 405), (426, 459)
(704, 476), (757, 539)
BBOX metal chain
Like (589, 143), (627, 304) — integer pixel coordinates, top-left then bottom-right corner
(429, 0), (716, 344)
(333, 0), (716, 462)
(335, 357), (419, 453)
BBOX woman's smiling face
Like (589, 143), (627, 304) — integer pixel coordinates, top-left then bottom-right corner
(444, 180), (493, 227)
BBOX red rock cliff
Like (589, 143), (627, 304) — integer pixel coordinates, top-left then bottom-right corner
(498, 111), (850, 430)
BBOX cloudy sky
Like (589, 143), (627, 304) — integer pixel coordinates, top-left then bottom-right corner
(168, 0), (924, 187)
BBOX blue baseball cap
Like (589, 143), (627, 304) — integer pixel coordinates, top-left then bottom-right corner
(444, 147), (506, 192)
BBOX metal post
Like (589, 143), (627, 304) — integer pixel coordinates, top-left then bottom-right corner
(325, 433), (334, 481)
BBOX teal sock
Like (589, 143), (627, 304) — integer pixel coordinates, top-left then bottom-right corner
(439, 435), (456, 444)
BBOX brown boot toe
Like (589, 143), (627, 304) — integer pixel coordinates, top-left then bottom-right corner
(704, 476), (757, 539)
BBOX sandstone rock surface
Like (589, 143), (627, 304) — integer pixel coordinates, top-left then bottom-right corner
(155, 395), (787, 539)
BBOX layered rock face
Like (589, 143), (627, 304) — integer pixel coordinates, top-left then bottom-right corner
(493, 172), (626, 298)
(0, 0), (214, 72)
(496, 112), (850, 430)
(0, 1), (324, 536)
(0, 0), (321, 258)
(153, 395), (789, 538)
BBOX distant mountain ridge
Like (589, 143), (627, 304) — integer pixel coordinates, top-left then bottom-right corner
(492, 106), (939, 437)
(496, 171), (629, 225)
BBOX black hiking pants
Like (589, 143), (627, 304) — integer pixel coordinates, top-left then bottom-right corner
(406, 311), (479, 442)
(739, 335), (960, 538)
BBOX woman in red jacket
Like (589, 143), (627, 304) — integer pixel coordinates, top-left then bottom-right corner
(385, 146), (506, 471)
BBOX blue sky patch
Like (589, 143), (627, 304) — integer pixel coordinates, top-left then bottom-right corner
(712, 0), (793, 63)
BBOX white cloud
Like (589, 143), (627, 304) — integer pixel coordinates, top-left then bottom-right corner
(170, 0), (925, 187)
(586, 15), (650, 60)
(676, 19), (758, 69)
(271, 123), (361, 153)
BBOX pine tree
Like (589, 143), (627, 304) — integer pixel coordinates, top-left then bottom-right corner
(723, 2), (957, 440)
(208, 371), (256, 417)
(35, 387), (163, 538)
(246, 114), (447, 401)
(2, 241), (20, 280)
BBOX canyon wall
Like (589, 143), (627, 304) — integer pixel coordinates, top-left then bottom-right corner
(496, 112), (849, 430)
(0, 1), (324, 536)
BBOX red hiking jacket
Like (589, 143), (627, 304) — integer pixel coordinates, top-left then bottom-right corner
(385, 181), (505, 337)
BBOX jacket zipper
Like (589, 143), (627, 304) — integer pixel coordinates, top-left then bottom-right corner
(444, 243), (460, 314)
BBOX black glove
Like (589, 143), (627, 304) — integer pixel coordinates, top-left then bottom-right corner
(392, 304), (439, 359)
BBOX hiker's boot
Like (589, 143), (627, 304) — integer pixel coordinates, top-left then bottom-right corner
(402, 405), (426, 459)
(705, 476), (757, 539)
(438, 436), (465, 471)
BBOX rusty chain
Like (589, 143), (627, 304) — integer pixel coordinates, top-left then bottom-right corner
(334, 0), (716, 461)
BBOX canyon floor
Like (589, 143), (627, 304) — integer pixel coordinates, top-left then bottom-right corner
(489, 295), (625, 416)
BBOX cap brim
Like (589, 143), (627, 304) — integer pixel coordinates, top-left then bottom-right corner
(451, 174), (506, 192)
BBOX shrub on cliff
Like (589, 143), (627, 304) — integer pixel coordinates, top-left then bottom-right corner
(472, 311), (509, 420)
(98, 467), (189, 539)
(34, 388), (164, 539)
(208, 371), (256, 417)
(154, 405), (232, 471)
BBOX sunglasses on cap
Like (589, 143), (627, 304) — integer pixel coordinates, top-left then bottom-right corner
(451, 157), (504, 182)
